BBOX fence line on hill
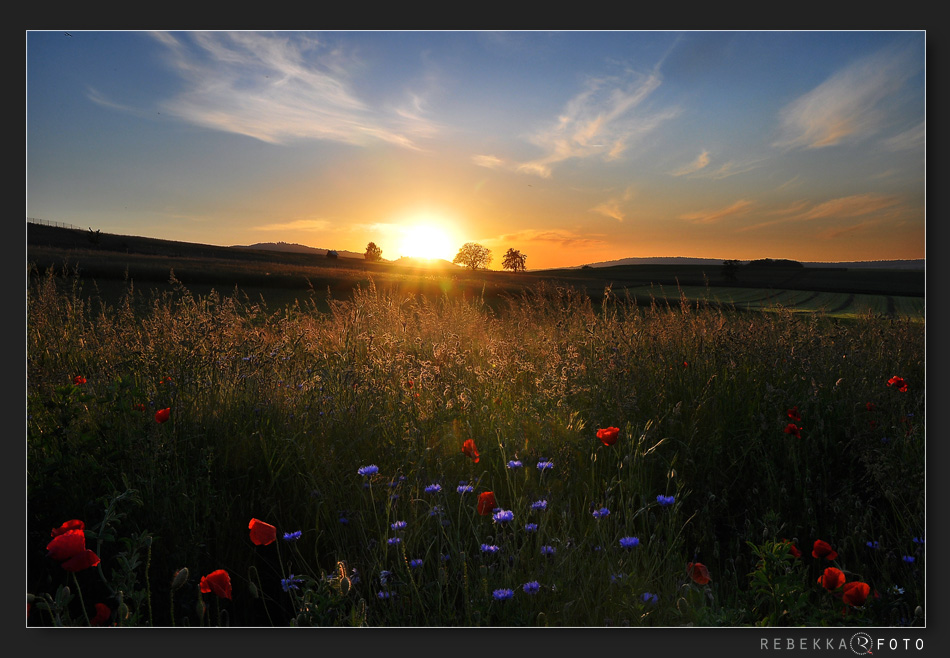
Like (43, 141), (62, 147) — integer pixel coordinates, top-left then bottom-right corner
(27, 217), (83, 231)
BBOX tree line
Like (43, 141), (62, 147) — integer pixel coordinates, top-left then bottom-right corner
(362, 241), (528, 272)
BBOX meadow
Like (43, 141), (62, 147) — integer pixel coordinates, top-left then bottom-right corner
(26, 231), (925, 628)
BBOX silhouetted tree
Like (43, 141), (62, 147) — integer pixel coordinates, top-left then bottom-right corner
(326, 250), (339, 259)
(453, 242), (492, 270)
(721, 259), (739, 281)
(365, 242), (383, 262)
(502, 248), (527, 272)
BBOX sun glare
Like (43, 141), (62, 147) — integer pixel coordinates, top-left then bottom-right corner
(399, 224), (455, 262)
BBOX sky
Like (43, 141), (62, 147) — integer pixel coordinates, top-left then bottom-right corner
(26, 30), (926, 270)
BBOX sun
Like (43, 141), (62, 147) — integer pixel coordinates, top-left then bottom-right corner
(399, 224), (455, 261)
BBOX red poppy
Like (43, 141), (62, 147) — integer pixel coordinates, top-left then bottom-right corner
(782, 539), (802, 558)
(887, 376), (908, 392)
(596, 427), (620, 446)
(866, 402), (876, 412)
(90, 603), (111, 626)
(812, 539), (838, 560)
(133, 403), (146, 412)
(787, 406), (801, 422)
(73, 375), (86, 385)
(248, 518), (277, 546)
(51, 519), (85, 537)
(818, 567), (846, 591)
(155, 407), (171, 424)
(477, 491), (497, 516)
(687, 562), (711, 585)
(46, 528), (100, 572)
(783, 423), (801, 438)
(199, 569), (232, 599)
(842, 581), (871, 607)
(462, 439), (480, 463)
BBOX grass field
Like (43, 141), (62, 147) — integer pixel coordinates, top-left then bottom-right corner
(26, 227), (926, 628)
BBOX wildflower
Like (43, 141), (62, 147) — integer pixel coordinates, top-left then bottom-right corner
(902, 555), (915, 564)
(357, 465), (379, 477)
(523, 581), (540, 595)
(866, 540), (880, 550)
(782, 540), (802, 558)
(429, 506), (443, 517)
(866, 402), (876, 412)
(492, 588), (514, 601)
(387, 537), (401, 545)
(377, 591), (391, 599)
(380, 570), (391, 585)
(338, 515), (349, 525)
(843, 581), (871, 607)
(524, 523), (538, 533)
(493, 509), (514, 523)
(610, 573), (624, 584)
(687, 562), (711, 585)
(818, 566), (846, 591)
(787, 406), (802, 422)
(391, 521), (407, 531)
(656, 495), (675, 507)
(90, 602), (110, 626)
(281, 575), (304, 592)
(783, 423), (801, 438)
(477, 491), (497, 516)
(155, 407), (171, 424)
(887, 376), (909, 392)
(537, 460), (553, 471)
(541, 545), (555, 556)
(283, 530), (302, 542)
(46, 526), (100, 572)
(812, 539), (838, 560)
(592, 507), (610, 519)
(913, 536), (925, 544)
(891, 585), (905, 595)
(462, 439), (480, 463)
(249, 518), (277, 546)
(507, 460), (523, 469)
(73, 375), (86, 385)
(597, 426), (620, 446)
(199, 569), (232, 599)
(409, 559), (423, 569)
(424, 483), (442, 494)
(457, 483), (474, 494)
(480, 544), (500, 554)
(531, 499), (548, 511)
(641, 592), (658, 605)
(619, 536), (640, 549)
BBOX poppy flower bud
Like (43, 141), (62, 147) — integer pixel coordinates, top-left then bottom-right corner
(171, 567), (189, 592)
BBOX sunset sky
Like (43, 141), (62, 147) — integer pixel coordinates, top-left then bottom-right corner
(26, 30), (926, 270)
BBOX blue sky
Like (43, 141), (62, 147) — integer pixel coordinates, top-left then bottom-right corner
(26, 30), (925, 269)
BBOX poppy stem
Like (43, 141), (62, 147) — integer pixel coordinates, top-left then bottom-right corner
(72, 573), (92, 626)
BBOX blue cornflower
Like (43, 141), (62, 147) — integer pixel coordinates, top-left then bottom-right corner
(531, 499), (548, 511)
(537, 460), (553, 471)
(338, 515), (349, 525)
(377, 591), (391, 599)
(358, 465), (379, 477)
(440, 553), (451, 562)
(480, 544), (500, 554)
(409, 559), (423, 569)
(903, 555), (915, 563)
(493, 509), (514, 523)
(283, 530), (302, 542)
(524, 523), (538, 533)
(507, 460), (523, 469)
(281, 575), (304, 592)
(350, 569), (360, 585)
(541, 545), (555, 556)
(457, 483), (474, 494)
(641, 592), (658, 605)
(610, 573), (624, 584)
(391, 520), (407, 530)
(493, 588), (514, 601)
(619, 536), (640, 549)
(429, 506), (443, 517)
(656, 495), (675, 506)
(523, 581), (540, 595)
(592, 507), (610, 519)
(387, 537), (402, 545)
(866, 540), (880, 549)
(380, 570), (392, 584)
(424, 483), (442, 493)
(913, 536), (925, 544)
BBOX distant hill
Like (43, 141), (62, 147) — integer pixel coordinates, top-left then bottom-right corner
(579, 256), (924, 270)
(232, 241), (366, 260)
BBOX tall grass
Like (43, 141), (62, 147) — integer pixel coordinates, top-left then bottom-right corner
(26, 265), (925, 627)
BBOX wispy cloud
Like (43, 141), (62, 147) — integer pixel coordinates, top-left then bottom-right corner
(141, 31), (439, 147)
(772, 45), (920, 150)
(737, 194), (903, 233)
(253, 219), (332, 232)
(679, 199), (754, 224)
(798, 193), (900, 220)
(472, 154), (505, 169)
(492, 228), (609, 249)
(883, 121), (925, 151)
(670, 149), (710, 176)
(590, 186), (636, 221)
(515, 70), (679, 178)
